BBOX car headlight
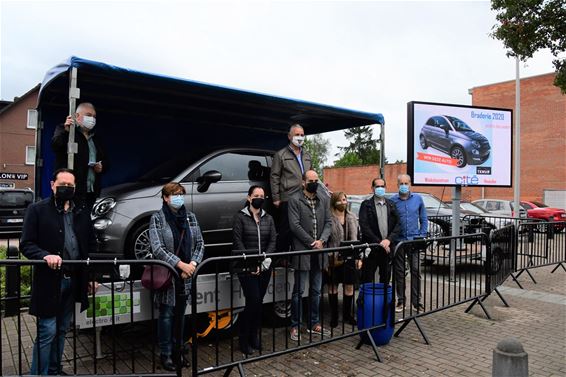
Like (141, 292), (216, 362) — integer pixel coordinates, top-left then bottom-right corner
(472, 140), (481, 148)
(92, 197), (116, 217)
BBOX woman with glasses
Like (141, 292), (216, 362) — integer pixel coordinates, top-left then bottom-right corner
(149, 182), (204, 371)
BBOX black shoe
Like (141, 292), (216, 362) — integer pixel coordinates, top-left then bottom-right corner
(160, 355), (176, 371)
(413, 303), (425, 312)
(250, 337), (261, 351)
(239, 344), (255, 356)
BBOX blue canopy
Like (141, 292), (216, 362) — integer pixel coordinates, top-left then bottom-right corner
(36, 56), (384, 196)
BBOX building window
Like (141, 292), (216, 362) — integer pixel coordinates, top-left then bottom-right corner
(27, 109), (38, 129)
(25, 146), (36, 165)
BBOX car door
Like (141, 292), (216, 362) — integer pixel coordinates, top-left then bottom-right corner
(186, 151), (272, 259)
(436, 117), (453, 153)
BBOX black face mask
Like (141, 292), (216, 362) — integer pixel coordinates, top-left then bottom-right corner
(250, 198), (265, 209)
(305, 182), (318, 194)
(55, 186), (75, 201)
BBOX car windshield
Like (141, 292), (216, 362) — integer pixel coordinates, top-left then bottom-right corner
(446, 116), (473, 132)
(420, 194), (451, 209)
(461, 202), (487, 214)
(0, 191), (33, 207)
(531, 201), (548, 208)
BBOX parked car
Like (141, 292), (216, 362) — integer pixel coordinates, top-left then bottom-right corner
(472, 199), (527, 218)
(419, 115), (491, 167)
(91, 148), (275, 262)
(0, 188), (34, 238)
(520, 201), (566, 232)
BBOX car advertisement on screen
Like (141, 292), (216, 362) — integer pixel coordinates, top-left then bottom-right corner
(407, 101), (512, 187)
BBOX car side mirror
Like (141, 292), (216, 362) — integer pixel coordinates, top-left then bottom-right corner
(197, 170), (222, 193)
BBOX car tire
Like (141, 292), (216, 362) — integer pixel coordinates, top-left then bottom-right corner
(450, 146), (467, 168)
(127, 221), (153, 260)
(267, 300), (291, 327)
(419, 134), (428, 149)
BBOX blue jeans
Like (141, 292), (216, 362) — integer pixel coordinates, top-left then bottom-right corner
(158, 301), (187, 357)
(291, 268), (322, 329)
(30, 277), (74, 375)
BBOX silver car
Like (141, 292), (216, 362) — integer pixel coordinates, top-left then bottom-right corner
(91, 148), (274, 261)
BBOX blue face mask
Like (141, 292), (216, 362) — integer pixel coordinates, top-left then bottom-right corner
(399, 184), (410, 195)
(374, 187), (386, 197)
(169, 195), (184, 209)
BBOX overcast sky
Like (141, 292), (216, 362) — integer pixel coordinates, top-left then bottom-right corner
(0, 0), (557, 163)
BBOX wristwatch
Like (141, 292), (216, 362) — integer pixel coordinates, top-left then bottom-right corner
(190, 261), (198, 267)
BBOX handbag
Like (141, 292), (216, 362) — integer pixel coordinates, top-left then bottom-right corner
(141, 229), (185, 291)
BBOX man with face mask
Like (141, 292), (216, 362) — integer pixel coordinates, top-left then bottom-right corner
(287, 170), (332, 341)
(20, 168), (98, 375)
(389, 174), (428, 313)
(358, 178), (401, 284)
(270, 124), (312, 252)
(52, 102), (105, 209)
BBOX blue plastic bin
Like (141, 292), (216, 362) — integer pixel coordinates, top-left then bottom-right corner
(357, 283), (394, 346)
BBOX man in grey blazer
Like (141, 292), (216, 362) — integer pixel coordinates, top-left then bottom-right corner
(288, 170), (332, 341)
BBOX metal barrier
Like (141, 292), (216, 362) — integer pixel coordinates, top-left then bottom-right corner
(392, 233), (499, 344)
(189, 243), (390, 377)
(0, 256), (184, 376)
(512, 220), (566, 288)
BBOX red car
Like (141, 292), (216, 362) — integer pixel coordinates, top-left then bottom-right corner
(521, 201), (566, 231)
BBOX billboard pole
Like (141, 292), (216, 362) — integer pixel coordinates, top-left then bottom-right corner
(450, 185), (462, 281)
(379, 122), (385, 178)
(513, 57), (521, 217)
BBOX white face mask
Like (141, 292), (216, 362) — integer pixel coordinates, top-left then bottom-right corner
(291, 135), (305, 147)
(80, 116), (96, 130)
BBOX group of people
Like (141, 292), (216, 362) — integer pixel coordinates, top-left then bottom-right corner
(20, 106), (428, 374)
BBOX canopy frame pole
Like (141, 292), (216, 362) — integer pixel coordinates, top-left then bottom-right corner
(67, 67), (80, 169)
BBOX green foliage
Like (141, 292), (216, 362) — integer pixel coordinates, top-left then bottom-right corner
(334, 151), (363, 167)
(335, 125), (382, 167)
(491, 0), (566, 93)
(303, 134), (331, 178)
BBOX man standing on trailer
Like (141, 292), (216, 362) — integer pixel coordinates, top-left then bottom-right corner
(52, 102), (105, 209)
(270, 123), (312, 252)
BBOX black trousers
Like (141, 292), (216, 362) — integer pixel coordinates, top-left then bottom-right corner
(360, 247), (391, 284)
(275, 201), (291, 253)
(237, 271), (271, 348)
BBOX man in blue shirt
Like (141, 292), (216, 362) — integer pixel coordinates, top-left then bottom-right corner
(389, 174), (428, 313)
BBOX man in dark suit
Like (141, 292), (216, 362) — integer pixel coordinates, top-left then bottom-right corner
(358, 178), (401, 284)
(20, 168), (98, 375)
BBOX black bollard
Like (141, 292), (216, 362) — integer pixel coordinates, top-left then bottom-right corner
(492, 337), (528, 377)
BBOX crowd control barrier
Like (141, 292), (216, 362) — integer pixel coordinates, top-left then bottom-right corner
(189, 243), (391, 377)
(0, 254), (185, 376)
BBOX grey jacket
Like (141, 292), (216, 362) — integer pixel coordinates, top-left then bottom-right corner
(149, 208), (205, 306)
(270, 145), (312, 203)
(288, 192), (332, 270)
(327, 211), (359, 249)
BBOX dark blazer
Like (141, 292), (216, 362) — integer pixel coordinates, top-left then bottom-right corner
(288, 193), (332, 270)
(51, 124), (105, 198)
(20, 197), (97, 317)
(358, 197), (401, 247)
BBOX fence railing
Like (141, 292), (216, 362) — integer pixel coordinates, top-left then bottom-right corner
(189, 243), (393, 376)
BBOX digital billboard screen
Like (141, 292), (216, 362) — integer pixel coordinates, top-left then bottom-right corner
(407, 101), (512, 187)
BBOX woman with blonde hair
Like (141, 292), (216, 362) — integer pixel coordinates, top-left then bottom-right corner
(326, 191), (360, 327)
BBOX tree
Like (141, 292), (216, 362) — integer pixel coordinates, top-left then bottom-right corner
(303, 134), (330, 178)
(334, 125), (381, 167)
(491, 0), (566, 93)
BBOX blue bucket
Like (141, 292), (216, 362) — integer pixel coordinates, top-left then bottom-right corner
(357, 283), (394, 346)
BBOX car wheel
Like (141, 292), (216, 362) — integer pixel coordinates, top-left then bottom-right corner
(450, 146), (467, 168)
(128, 221), (152, 260)
(267, 300), (291, 327)
(419, 134), (428, 149)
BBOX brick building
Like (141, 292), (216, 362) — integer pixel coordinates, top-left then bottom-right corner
(0, 85), (39, 190)
(324, 73), (566, 204)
